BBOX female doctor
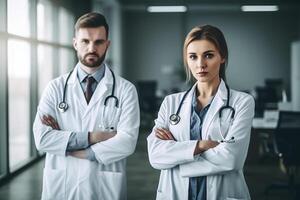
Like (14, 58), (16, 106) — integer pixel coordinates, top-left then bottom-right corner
(147, 25), (255, 200)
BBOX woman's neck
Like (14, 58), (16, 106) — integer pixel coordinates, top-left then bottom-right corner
(196, 78), (221, 99)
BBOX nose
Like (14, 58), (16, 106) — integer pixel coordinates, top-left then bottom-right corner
(87, 43), (96, 53)
(196, 57), (206, 69)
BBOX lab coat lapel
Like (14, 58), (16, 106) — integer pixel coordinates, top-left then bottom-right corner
(67, 66), (87, 114)
(83, 65), (113, 118)
(177, 84), (197, 141)
(202, 80), (227, 140)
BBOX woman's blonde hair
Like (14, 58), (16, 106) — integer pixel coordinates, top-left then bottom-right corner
(183, 25), (228, 82)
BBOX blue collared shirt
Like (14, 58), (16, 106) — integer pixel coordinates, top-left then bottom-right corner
(189, 91), (213, 200)
(66, 62), (106, 161)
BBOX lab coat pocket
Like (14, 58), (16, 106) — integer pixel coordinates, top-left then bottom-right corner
(207, 120), (231, 141)
(98, 107), (122, 131)
(42, 168), (66, 200)
(98, 171), (124, 200)
(156, 190), (169, 200)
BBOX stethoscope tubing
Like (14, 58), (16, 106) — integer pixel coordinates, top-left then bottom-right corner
(169, 82), (236, 143)
(58, 65), (118, 113)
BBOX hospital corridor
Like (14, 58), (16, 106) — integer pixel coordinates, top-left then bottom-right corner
(1, 0), (300, 200)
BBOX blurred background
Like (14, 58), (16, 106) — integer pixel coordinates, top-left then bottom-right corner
(0, 0), (300, 199)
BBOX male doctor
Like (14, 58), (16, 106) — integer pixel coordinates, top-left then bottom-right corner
(33, 12), (140, 200)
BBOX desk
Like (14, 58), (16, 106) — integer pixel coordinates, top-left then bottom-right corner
(247, 118), (277, 164)
(252, 117), (277, 129)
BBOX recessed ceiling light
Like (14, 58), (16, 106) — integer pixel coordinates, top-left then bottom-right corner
(147, 6), (187, 13)
(241, 5), (279, 12)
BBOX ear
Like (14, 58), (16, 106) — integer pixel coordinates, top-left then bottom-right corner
(106, 40), (111, 48)
(221, 57), (226, 64)
(73, 37), (78, 51)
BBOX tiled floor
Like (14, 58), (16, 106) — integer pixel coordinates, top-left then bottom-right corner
(0, 127), (299, 200)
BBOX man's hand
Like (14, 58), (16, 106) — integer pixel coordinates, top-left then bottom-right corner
(194, 140), (219, 155)
(89, 131), (117, 144)
(41, 115), (60, 130)
(155, 128), (176, 141)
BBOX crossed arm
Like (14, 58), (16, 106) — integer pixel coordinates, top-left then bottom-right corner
(41, 115), (116, 160)
(155, 127), (219, 155)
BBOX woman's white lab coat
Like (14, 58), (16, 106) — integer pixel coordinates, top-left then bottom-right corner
(147, 80), (255, 200)
(33, 64), (140, 200)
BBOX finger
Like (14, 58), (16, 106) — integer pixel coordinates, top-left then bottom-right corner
(44, 116), (57, 129)
(49, 117), (60, 130)
(155, 132), (168, 140)
(158, 129), (174, 140)
(165, 132), (175, 140)
(155, 130), (169, 140)
(41, 116), (51, 126)
(41, 118), (49, 126)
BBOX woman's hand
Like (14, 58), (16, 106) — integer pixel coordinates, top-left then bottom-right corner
(155, 128), (176, 141)
(194, 140), (219, 155)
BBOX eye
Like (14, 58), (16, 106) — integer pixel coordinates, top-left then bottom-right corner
(81, 39), (89, 44)
(95, 40), (106, 45)
(189, 54), (197, 60)
(204, 53), (214, 59)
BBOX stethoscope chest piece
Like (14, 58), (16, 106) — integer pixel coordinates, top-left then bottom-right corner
(169, 114), (180, 125)
(57, 102), (68, 113)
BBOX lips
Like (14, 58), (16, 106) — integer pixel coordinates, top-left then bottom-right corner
(85, 54), (98, 59)
(197, 72), (208, 76)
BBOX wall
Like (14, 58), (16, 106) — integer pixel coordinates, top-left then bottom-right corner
(122, 8), (299, 94)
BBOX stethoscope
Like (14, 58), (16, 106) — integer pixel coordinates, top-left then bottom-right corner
(57, 66), (119, 113)
(169, 83), (236, 143)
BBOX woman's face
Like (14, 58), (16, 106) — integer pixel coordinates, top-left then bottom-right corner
(187, 39), (224, 84)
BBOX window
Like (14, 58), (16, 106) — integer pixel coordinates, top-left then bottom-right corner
(37, 0), (54, 41)
(59, 48), (75, 75)
(59, 7), (74, 45)
(8, 39), (31, 170)
(1, 0), (76, 179)
(38, 44), (54, 98)
(7, 0), (30, 37)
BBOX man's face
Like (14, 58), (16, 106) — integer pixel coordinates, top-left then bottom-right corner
(73, 26), (110, 68)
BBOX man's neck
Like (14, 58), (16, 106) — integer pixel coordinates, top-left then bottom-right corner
(79, 62), (103, 75)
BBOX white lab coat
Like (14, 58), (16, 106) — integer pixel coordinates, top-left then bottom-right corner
(147, 80), (255, 200)
(33, 63), (140, 200)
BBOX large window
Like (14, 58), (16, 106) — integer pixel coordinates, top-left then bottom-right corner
(7, 0), (30, 37)
(0, 0), (76, 177)
(37, 0), (54, 41)
(8, 39), (31, 169)
(59, 48), (75, 75)
(59, 7), (74, 45)
(38, 44), (54, 98)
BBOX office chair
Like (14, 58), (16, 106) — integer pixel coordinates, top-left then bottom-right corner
(265, 111), (300, 200)
(136, 80), (159, 129)
(136, 80), (158, 113)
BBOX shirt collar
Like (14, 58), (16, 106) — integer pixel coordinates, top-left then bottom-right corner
(76, 62), (106, 83)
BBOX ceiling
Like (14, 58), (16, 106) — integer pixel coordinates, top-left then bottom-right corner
(117, 0), (300, 6)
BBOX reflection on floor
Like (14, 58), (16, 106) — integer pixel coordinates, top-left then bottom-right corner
(0, 127), (299, 200)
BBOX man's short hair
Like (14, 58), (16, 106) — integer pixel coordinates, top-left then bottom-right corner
(75, 12), (109, 38)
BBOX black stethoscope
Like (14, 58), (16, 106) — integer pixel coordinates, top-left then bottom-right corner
(169, 83), (236, 143)
(57, 66), (119, 113)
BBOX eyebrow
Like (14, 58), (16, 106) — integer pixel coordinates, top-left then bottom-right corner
(188, 50), (215, 54)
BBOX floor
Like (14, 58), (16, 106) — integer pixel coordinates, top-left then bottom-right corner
(0, 124), (299, 200)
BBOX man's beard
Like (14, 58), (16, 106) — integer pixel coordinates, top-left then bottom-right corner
(78, 51), (107, 68)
